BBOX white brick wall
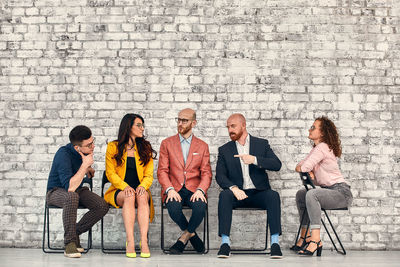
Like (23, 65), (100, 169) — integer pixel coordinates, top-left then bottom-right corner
(0, 0), (399, 250)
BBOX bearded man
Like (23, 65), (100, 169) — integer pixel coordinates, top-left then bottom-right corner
(215, 113), (283, 259)
(158, 108), (212, 254)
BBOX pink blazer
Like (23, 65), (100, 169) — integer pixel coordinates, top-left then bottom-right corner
(157, 134), (212, 201)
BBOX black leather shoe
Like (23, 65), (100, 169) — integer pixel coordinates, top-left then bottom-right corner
(189, 233), (205, 253)
(217, 243), (230, 258)
(270, 243), (283, 259)
(169, 240), (187, 254)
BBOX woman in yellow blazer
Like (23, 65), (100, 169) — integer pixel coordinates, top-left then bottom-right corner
(104, 113), (157, 258)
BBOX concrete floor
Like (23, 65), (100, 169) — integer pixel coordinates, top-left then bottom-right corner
(1, 248), (399, 267)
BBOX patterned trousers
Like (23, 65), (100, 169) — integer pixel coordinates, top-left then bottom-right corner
(46, 186), (109, 245)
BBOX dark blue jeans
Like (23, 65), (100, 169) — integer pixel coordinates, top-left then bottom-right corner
(165, 187), (206, 233)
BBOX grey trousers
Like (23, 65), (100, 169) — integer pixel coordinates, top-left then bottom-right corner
(296, 183), (352, 229)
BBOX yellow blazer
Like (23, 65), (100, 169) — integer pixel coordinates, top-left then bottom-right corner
(104, 141), (154, 222)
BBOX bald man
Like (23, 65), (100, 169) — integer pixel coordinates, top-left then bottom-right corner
(216, 114), (283, 259)
(158, 108), (212, 254)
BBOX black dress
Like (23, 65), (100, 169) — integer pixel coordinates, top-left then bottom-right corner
(114, 157), (141, 205)
(125, 157), (140, 189)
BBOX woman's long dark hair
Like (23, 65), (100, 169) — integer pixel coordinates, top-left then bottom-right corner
(315, 116), (342, 158)
(114, 113), (157, 166)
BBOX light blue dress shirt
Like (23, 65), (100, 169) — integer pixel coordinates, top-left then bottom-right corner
(179, 134), (193, 164)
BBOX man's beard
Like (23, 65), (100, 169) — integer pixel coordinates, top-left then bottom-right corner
(229, 130), (243, 141)
(178, 125), (191, 136)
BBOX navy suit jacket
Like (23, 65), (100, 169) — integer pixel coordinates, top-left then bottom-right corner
(216, 135), (281, 190)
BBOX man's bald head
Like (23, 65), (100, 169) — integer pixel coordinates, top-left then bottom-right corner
(179, 108), (196, 121)
(227, 113), (246, 125)
(226, 113), (247, 141)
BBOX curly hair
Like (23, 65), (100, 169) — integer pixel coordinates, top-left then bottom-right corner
(315, 116), (342, 158)
(114, 113), (157, 166)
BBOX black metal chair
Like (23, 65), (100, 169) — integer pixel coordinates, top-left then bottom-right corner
(230, 207), (269, 255)
(293, 172), (348, 255)
(42, 177), (93, 253)
(160, 196), (209, 254)
(100, 171), (125, 254)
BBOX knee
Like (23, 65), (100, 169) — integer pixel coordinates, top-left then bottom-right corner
(267, 190), (280, 202)
(192, 201), (206, 212)
(136, 193), (149, 205)
(66, 191), (79, 205)
(305, 190), (318, 203)
(219, 189), (234, 202)
(272, 190), (280, 200)
(165, 199), (181, 211)
(99, 199), (109, 215)
(296, 189), (306, 203)
(123, 194), (136, 205)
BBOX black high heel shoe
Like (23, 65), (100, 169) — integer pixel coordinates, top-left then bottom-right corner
(298, 240), (322, 256)
(290, 236), (310, 252)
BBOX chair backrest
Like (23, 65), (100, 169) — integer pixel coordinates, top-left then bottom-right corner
(82, 176), (93, 191)
(101, 171), (110, 197)
(299, 172), (315, 190)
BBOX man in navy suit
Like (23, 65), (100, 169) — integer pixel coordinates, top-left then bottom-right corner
(216, 113), (283, 259)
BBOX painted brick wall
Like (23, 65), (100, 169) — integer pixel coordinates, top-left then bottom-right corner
(0, 0), (399, 250)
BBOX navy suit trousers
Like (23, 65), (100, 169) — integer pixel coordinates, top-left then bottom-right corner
(165, 187), (207, 234)
(218, 188), (281, 237)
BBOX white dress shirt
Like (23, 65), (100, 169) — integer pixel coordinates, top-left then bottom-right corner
(235, 134), (257, 190)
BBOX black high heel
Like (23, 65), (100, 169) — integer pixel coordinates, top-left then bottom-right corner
(290, 236), (310, 252)
(298, 240), (322, 256)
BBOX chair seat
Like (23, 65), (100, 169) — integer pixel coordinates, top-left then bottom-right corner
(47, 205), (89, 209)
(234, 207), (264, 210)
(323, 207), (348, 211)
(162, 203), (199, 209)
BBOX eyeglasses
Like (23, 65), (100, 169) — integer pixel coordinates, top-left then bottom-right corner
(175, 118), (191, 124)
(81, 137), (95, 148)
(135, 123), (145, 129)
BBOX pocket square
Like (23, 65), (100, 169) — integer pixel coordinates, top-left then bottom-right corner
(193, 153), (199, 155)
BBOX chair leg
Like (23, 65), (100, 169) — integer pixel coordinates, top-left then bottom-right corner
(161, 203), (167, 253)
(42, 205), (47, 253)
(205, 205), (209, 254)
(265, 213), (269, 253)
(101, 217), (105, 253)
(43, 206), (64, 253)
(84, 229), (92, 253)
(47, 205), (51, 250)
(322, 210), (346, 255)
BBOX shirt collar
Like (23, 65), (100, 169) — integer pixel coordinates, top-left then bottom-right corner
(179, 134), (193, 144)
(67, 143), (81, 158)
